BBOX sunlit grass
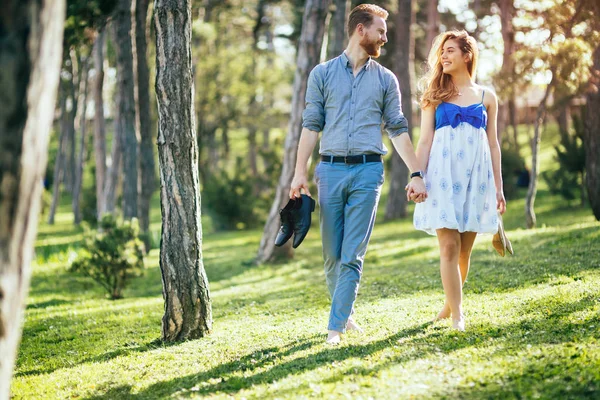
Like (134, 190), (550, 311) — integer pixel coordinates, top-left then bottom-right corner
(12, 123), (600, 399)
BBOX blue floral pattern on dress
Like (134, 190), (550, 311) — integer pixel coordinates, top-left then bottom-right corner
(453, 182), (462, 194)
(413, 99), (498, 236)
(440, 178), (449, 191)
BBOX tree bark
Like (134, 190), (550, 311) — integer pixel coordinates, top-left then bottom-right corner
(385, 0), (415, 220)
(93, 28), (107, 221)
(65, 49), (79, 194)
(257, 0), (331, 264)
(155, 0), (212, 341)
(133, 0), (156, 241)
(584, 43), (600, 220)
(498, 0), (516, 145)
(114, 0), (139, 220)
(326, 0), (349, 60)
(0, 0), (65, 396)
(525, 79), (553, 228)
(48, 84), (69, 224)
(73, 57), (90, 225)
(426, 0), (439, 55)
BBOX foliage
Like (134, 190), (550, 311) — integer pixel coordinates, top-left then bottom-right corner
(500, 141), (527, 200)
(64, 0), (117, 48)
(542, 114), (586, 202)
(202, 157), (269, 231)
(69, 215), (145, 299)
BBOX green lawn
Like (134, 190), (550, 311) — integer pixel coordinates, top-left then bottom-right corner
(12, 125), (600, 399)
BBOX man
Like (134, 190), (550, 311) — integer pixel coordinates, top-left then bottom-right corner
(289, 4), (427, 344)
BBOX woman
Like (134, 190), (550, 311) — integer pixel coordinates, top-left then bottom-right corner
(412, 30), (506, 331)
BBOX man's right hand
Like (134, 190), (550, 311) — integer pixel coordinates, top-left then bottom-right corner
(289, 173), (312, 199)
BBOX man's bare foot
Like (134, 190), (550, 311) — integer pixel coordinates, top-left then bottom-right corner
(326, 330), (342, 345)
(346, 317), (364, 333)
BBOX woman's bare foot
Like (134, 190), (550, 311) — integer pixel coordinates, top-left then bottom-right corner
(326, 330), (342, 345)
(452, 315), (465, 331)
(433, 303), (451, 322)
(346, 317), (364, 333)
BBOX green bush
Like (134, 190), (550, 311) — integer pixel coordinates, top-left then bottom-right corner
(69, 215), (145, 299)
(202, 157), (264, 231)
(542, 114), (586, 203)
(501, 142), (527, 200)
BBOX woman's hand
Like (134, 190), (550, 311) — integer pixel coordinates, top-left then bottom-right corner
(496, 190), (506, 214)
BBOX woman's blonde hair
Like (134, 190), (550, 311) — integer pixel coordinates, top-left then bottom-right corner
(419, 30), (479, 109)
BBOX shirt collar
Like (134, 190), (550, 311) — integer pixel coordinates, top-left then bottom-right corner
(341, 51), (372, 70)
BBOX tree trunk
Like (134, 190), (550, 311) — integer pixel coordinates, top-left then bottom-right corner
(93, 28), (107, 221)
(525, 79), (553, 228)
(155, 0), (212, 341)
(385, 0), (415, 220)
(249, 127), (259, 177)
(0, 0), (65, 396)
(257, 0), (331, 264)
(73, 57), (90, 225)
(134, 0), (156, 242)
(509, 98), (519, 152)
(326, 0), (349, 59)
(102, 80), (122, 216)
(584, 43), (600, 220)
(48, 84), (69, 224)
(498, 0), (516, 145)
(65, 49), (80, 194)
(426, 0), (439, 54)
(114, 0), (139, 220)
(103, 120), (122, 215)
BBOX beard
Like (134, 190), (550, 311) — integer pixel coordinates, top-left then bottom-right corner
(360, 35), (383, 58)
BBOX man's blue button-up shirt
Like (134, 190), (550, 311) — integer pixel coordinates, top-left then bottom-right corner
(302, 52), (408, 156)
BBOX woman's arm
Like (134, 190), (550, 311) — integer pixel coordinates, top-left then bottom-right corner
(484, 90), (506, 214)
(408, 105), (435, 202)
(415, 105), (436, 172)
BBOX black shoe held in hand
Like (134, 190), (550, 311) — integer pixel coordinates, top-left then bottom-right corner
(274, 198), (297, 247)
(292, 194), (315, 248)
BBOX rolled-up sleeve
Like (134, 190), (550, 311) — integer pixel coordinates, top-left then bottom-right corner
(382, 73), (408, 139)
(302, 65), (325, 132)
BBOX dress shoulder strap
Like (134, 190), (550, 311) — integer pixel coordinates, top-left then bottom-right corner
(481, 90), (485, 103)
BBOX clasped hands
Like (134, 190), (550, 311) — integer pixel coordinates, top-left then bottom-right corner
(405, 178), (428, 203)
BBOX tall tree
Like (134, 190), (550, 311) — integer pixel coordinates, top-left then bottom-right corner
(114, 0), (139, 220)
(48, 81), (70, 224)
(134, 0), (156, 242)
(425, 0), (438, 54)
(584, 2), (600, 220)
(93, 28), (107, 221)
(155, 0), (212, 340)
(524, 0), (590, 228)
(0, 0), (65, 395)
(327, 0), (350, 59)
(72, 56), (91, 225)
(497, 0), (517, 148)
(385, 0), (415, 220)
(257, 0), (331, 263)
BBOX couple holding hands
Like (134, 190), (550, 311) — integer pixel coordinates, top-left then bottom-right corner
(288, 4), (505, 344)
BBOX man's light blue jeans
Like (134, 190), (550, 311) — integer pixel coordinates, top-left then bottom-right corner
(314, 160), (384, 333)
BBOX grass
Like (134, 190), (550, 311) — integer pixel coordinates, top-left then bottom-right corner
(12, 124), (600, 399)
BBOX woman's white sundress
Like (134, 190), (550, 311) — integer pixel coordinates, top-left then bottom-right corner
(413, 92), (498, 235)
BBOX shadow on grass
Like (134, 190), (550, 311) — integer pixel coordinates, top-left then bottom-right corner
(82, 292), (600, 399)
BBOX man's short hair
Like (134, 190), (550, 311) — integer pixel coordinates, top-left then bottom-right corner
(347, 4), (389, 38)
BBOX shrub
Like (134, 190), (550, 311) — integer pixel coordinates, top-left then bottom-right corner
(69, 215), (146, 299)
(542, 114), (586, 204)
(501, 142), (527, 200)
(202, 156), (263, 231)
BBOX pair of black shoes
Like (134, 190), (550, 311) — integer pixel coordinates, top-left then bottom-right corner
(275, 194), (316, 248)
